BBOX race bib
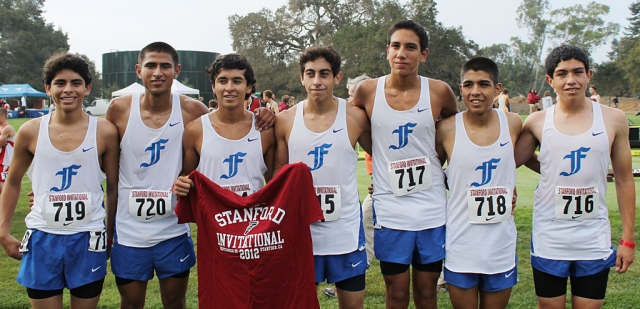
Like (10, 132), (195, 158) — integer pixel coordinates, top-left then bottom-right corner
(19, 229), (32, 253)
(315, 185), (341, 221)
(387, 156), (432, 196)
(1, 171), (7, 181)
(220, 183), (253, 197)
(467, 186), (511, 224)
(88, 230), (107, 252)
(554, 186), (599, 221)
(128, 190), (172, 222)
(44, 192), (92, 228)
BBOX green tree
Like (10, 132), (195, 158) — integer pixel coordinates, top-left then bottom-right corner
(625, 0), (640, 37)
(549, 2), (620, 56)
(516, 0), (551, 91)
(77, 53), (102, 100)
(0, 0), (69, 91)
(591, 61), (629, 97)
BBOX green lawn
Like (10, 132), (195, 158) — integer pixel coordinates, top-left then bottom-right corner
(1, 118), (639, 308)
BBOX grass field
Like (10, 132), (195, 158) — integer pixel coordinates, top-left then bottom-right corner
(0, 116), (639, 308)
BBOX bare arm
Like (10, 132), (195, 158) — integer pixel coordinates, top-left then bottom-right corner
(272, 109), (294, 177)
(98, 119), (120, 255)
(608, 110), (635, 273)
(253, 107), (276, 131)
(0, 125), (15, 147)
(173, 120), (202, 197)
(347, 103), (372, 155)
(514, 113), (542, 168)
(430, 79), (459, 119)
(261, 128), (276, 183)
(0, 120), (38, 259)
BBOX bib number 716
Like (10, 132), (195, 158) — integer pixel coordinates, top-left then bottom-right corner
(554, 186), (598, 221)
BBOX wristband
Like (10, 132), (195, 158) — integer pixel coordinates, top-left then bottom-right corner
(107, 238), (114, 246)
(620, 239), (636, 249)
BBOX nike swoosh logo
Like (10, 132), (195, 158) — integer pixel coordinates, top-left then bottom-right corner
(417, 107), (430, 113)
(333, 128), (344, 133)
(92, 266), (101, 272)
(407, 187), (416, 192)
(351, 261), (363, 267)
(180, 255), (190, 262)
(486, 217), (495, 221)
(505, 271), (515, 278)
(592, 132), (604, 136)
(248, 138), (258, 142)
(572, 215), (582, 219)
(169, 122), (181, 127)
(82, 147), (94, 152)
(146, 216), (154, 220)
(63, 222), (73, 226)
(500, 141), (510, 147)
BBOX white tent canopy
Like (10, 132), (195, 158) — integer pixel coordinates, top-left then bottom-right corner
(172, 80), (200, 96)
(111, 83), (144, 98)
(111, 80), (199, 98)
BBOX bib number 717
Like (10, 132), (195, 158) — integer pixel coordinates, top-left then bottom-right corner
(387, 157), (432, 196)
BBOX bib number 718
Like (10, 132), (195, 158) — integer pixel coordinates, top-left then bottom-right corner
(467, 187), (511, 224)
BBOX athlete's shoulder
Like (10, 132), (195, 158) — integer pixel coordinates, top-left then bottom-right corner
(179, 95), (209, 124)
(427, 77), (453, 93)
(16, 117), (42, 137)
(184, 113), (204, 135)
(95, 117), (118, 139)
(353, 79), (378, 109)
(435, 113), (456, 137)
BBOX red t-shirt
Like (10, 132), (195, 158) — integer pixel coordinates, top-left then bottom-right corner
(176, 163), (323, 309)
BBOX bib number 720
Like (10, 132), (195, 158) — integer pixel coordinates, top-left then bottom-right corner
(136, 198), (166, 217)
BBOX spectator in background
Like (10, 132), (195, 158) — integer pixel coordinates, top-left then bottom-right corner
(208, 98), (218, 111)
(613, 95), (619, 108)
(279, 95), (290, 112)
(245, 86), (261, 112)
(262, 90), (279, 114)
(288, 96), (297, 108)
(589, 85), (600, 103)
(494, 89), (510, 112)
(541, 90), (553, 110)
(527, 88), (540, 114)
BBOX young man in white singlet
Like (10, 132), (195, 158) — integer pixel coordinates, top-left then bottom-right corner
(352, 20), (458, 309)
(106, 42), (275, 309)
(515, 44), (635, 309)
(172, 53), (275, 202)
(435, 57), (522, 309)
(274, 45), (372, 309)
(0, 108), (16, 193)
(0, 53), (119, 309)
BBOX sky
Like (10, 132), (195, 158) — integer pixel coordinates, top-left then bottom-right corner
(42, 0), (635, 73)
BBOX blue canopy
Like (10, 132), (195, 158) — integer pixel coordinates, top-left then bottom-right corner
(0, 84), (49, 98)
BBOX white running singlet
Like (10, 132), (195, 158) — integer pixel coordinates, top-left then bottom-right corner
(0, 123), (14, 179)
(533, 102), (612, 260)
(370, 76), (446, 230)
(116, 93), (188, 247)
(196, 114), (266, 196)
(444, 110), (516, 274)
(26, 114), (106, 234)
(288, 99), (361, 255)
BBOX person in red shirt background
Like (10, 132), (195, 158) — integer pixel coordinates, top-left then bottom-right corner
(527, 88), (540, 114)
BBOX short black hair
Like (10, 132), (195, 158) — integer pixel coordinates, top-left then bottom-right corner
(388, 20), (429, 51)
(139, 42), (179, 66)
(205, 53), (256, 100)
(299, 45), (341, 77)
(545, 44), (589, 77)
(460, 57), (499, 85)
(43, 53), (92, 86)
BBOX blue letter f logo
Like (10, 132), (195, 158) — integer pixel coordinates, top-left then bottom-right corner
(308, 143), (332, 171)
(50, 165), (82, 192)
(560, 147), (590, 177)
(140, 139), (169, 168)
(221, 152), (247, 179)
(470, 158), (500, 187)
(389, 122), (417, 150)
